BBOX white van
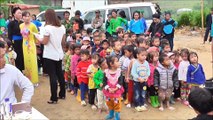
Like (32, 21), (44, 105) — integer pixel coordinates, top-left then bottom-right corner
(36, 9), (72, 23)
(82, 2), (160, 30)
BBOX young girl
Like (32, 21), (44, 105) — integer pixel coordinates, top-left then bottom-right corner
(129, 11), (146, 35)
(94, 58), (108, 113)
(154, 53), (179, 111)
(147, 51), (159, 108)
(100, 40), (110, 58)
(71, 44), (81, 100)
(131, 48), (150, 112)
(64, 43), (74, 94)
(151, 36), (160, 51)
(137, 38), (150, 50)
(178, 49), (190, 106)
(187, 52), (206, 90)
(103, 56), (124, 120)
(87, 53), (100, 110)
(120, 45), (134, 104)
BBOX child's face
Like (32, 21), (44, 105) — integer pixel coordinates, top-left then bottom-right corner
(124, 34), (129, 41)
(108, 15), (112, 20)
(94, 38), (101, 45)
(101, 60), (108, 69)
(82, 31), (87, 36)
(189, 54), (198, 64)
(76, 33), (81, 40)
(118, 32), (124, 38)
(137, 51), (147, 62)
(93, 32), (99, 36)
(153, 39), (160, 47)
(175, 55), (180, 62)
(102, 42), (109, 50)
(131, 35), (137, 41)
(69, 49), (74, 55)
(92, 57), (98, 65)
(111, 57), (120, 69)
(74, 48), (81, 55)
(134, 13), (140, 20)
(169, 55), (175, 63)
(162, 56), (171, 67)
(83, 40), (90, 45)
(121, 41), (126, 47)
(100, 34), (106, 41)
(124, 50), (132, 58)
(163, 45), (171, 53)
(81, 54), (89, 61)
(114, 41), (121, 51)
(181, 53), (188, 61)
(153, 54), (159, 62)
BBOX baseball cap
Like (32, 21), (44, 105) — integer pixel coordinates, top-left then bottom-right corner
(92, 29), (99, 34)
(167, 52), (175, 58)
(83, 36), (90, 41)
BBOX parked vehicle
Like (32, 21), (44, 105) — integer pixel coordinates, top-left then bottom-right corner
(82, 2), (160, 30)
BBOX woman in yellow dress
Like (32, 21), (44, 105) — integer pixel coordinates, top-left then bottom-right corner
(20, 11), (38, 85)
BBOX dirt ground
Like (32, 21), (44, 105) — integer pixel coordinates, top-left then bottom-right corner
(16, 33), (212, 120)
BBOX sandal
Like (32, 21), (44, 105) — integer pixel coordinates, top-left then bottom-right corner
(47, 100), (57, 104)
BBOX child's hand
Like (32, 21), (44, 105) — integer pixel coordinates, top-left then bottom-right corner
(125, 78), (129, 83)
(100, 83), (103, 87)
(108, 88), (114, 93)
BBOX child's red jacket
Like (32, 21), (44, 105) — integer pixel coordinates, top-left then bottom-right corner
(76, 60), (92, 84)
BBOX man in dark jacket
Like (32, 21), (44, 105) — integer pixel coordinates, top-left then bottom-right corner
(203, 8), (213, 44)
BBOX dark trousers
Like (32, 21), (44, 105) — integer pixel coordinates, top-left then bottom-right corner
(148, 85), (158, 96)
(13, 40), (24, 71)
(134, 81), (147, 107)
(89, 89), (97, 105)
(174, 81), (181, 99)
(121, 76), (128, 99)
(80, 82), (88, 101)
(44, 58), (65, 101)
(204, 27), (212, 42)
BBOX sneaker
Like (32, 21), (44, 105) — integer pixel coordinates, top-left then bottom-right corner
(140, 106), (147, 111)
(81, 101), (87, 106)
(126, 104), (131, 108)
(91, 105), (97, 110)
(135, 106), (142, 112)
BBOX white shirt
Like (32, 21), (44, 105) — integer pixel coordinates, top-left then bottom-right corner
(0, 64), (34, 104)
(178, 60), (190, 81)
(43, 25), (65, 61)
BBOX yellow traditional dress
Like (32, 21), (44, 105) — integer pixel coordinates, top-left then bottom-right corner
(20, 23), (38, 84)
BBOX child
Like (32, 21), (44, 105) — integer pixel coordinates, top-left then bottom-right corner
(123, 33), (130, 41)
(151, 36), (160, 50)
(147, 51), (159, 108)
(120, 45), (134, 104)
(130, 33), (137, 44)
(105, 13), (112, 39)
(137, 38), (150, 50)
(73, 18), (80, 33)
(110, 39), (122, 59)
(103, 56), (124, 120)
(100, 40), (110, 58)
(76, 49), (92, 106)
(187, 52), (206, 90)
(87, 53), (100, 110)
(91, 35), (102, 54)
(161, 42), (171, 54)
(75, 32), (82, 45)
(81, 36), (91, 50)
(81, 29), (87, 38)
(64, 43), (74, 94)
(94, 58), (108, 113)
(99, 32), (106, 42)
(71, 44), (81, 99)
(117, 27), (124, 39)
(131, 48), (150, 112)
(154, 53), (179, 111)
(4, 39), (16, 65)
(178, 48), (190, 106)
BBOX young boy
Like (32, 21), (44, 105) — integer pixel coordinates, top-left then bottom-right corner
(154, 53), (179, 111)
(110, 39), (122, 59)
(81, 36), (91, 50)
(76, 49), (92, 106)
(161, 42), (171, 54)
(92, 35), (102, 54)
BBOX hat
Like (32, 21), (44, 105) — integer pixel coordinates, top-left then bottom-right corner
(81, 45), (90, 50)
(92, 29), (99, 34)
(95, 10), (100, 13)
(83, 36), (90, 41)
(167, 52), (175, 58)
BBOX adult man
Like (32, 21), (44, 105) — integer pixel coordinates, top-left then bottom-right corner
(61, 11), (72, 36)
(188, 88), (213, 120)
(203, 8), (213, 44)
(162, 12), (178, 51)
(0, 41), (34, 104)
(91, 10), (103, 30)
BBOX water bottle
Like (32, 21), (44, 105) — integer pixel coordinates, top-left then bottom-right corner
(3, 98), (12, 119)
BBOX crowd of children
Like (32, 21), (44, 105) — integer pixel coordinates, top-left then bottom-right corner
(61, 22), (206, 120)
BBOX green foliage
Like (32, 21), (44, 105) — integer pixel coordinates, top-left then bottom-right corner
(177, 8), (210, 27)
